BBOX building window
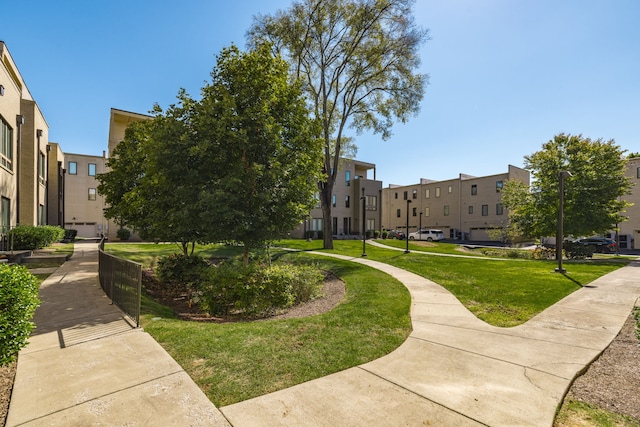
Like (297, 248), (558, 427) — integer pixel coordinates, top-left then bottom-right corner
(403, 191), (408, 200)
(395, 192), (398, 199)
(471, 185), (477, 195)
(69, 161), (77, 175)
(312, 218), (323, 231)
(396, 209), (401, 218)
(366, 195), (377, 209)
(637, 167), (640, 179)
(88, 163), (97, 176)
(482, 204), (488, 216)
(424, 207), (430, 217)
(332, 194), (336, 207)
(444, 205), (449, 216)
(345, 195), (350, 208)
(469, 206), (474, 214)
(38, 205), (44, 225)
(425, 189), (430, 199)
(496, 203), (504, 215)
(448, 185), (453, 193)
(345, 170), (351, 186)
(412, 189), (417, 199)
(435, 187), (441, 198)
(367, 219), (375, 231)
(1, 117), (13, 171)
(412, 207), (417, 217)
(88, 188), (97, 201)
(1, 197), (10, 232)
(38, 152), (46, 183)
(496, 180), (503, 192)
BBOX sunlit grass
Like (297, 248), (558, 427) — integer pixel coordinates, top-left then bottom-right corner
(140, 253), (411, 406)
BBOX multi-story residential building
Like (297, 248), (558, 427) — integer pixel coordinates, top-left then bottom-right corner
(611, 156), (640, 249)
(382, 165), (530, 241)
(292, 159), (383, 239)
(46, 142), (66, 227)
(1, 41), (51, 231)
(63, 152), (108, 238)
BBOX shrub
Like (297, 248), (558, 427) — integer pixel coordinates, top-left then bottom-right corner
(564, 242), (595, 259)
(200, 261), (324, 317)
(532, 246), (555, 260)
(0, 264), (40, 366)
(9, 225), (65, 250)
(116, 228), (131, 241)
(63, 229), (77, 242)
(156, 254), (209, 296)
(381, 230), (388, 239)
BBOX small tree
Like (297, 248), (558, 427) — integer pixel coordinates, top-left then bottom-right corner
(99, 44), (322, 263)
(502, 133), (632, 240)
(196, 44), (323, 265)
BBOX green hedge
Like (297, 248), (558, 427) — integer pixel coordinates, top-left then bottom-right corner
(9, 225), (65, 250)
(200, 261), (324, 317)
(0, 264), (40, 366)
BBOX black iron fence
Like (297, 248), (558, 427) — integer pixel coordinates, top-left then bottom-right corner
(0, 226), (13, 252)
(98, 238), (142, 327)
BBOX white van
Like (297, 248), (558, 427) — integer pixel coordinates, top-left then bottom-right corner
(408, 229), (445, 241)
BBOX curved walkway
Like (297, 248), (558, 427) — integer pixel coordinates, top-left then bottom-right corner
(7, 242), (640, 426)
(221, 250), (640, 426)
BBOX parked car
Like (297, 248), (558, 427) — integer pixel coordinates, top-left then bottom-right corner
(386, 229), (405, 240)
(408, 229), (445, 242)
(574, 237), (617, 253)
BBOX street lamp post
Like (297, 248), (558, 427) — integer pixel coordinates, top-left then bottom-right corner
(555, 171), (572, 273)
(405, 199), (412, 254)
(361, 188), (367, 257)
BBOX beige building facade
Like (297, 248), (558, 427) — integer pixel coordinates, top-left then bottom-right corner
(1, 41), (52, 232)
(382, 165), (530, 241)
(64, 152), (108, 238)
(292, 159), (383, 239)
(612, 157), (640, 249)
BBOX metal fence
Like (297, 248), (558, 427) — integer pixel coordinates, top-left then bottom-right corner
(0, 226), (13, 252)
(98, 238), (142, 327)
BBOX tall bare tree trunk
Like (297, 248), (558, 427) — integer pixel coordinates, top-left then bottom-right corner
(320, 181), (334, 249)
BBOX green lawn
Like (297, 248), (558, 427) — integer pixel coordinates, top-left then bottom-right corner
(272, 239), (626, 326)
(106, 239), (628, 408)
(139, 253), (411, 406)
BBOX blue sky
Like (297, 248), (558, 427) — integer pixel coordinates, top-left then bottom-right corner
(3, 0), (639, 185)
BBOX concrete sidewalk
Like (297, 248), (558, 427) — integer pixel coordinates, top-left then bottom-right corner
(6, 241), (230, 427)
(6, 242), (640, 426)
(221, 253), (640, 426)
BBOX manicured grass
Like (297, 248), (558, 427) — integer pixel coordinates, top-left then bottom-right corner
(140, 253), (411, 406)
(104, 242), (245, 268)
(374, 238), (487, 256)
(554, 399), (640, 427)
(111, 239), (627, 406)
(273, 239), (627, 326)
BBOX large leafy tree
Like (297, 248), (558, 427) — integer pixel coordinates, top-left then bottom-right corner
(249, 0), (429, 249)
(98, 44), (322, 262)
(501, 133), (633, 240)
(196, 44), (323, 264)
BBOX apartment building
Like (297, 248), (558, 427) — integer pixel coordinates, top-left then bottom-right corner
(612, 156), (640, 249)
(46, 142), (65, 227)
(0, 41), (51, 231)
(63, 152), (108, 238)
(382, 165), (530, 241)
(292, 159), (383, 239)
